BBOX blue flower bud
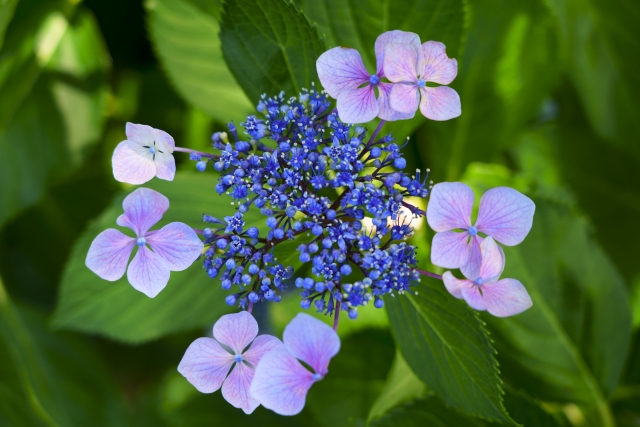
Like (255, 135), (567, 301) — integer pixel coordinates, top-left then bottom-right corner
(196, 160), (207, 171)
(370, 147), (382, 158)
(264, 289), (276, 300)
(248, 264), (260, 274)
(326, 209), (337, 220)
(308, 242), (319, 253)
(204, 228), (214, 238)
(242, 274), (252, 285)
(315, 282), (326, 292)
(222, 279), (232, 290)
(394, 158), (406, 169)
(322, 237), (333, 249)
(303, 278), (315, 290)
(340, 264), (352, 276)
(293, 221), (303, 231)
(374, 298), (384, 309)
(225, 259), (236, 269)
(216, 239), (228, 249)
(348, 308), (358, 319)
(248, 291), (260, 303)
(286, 206), (297, 218)
(225, 294), (238, 306)
(266, 217), (277, 228)
(207, 268), (219, 278)
(300, 299), (311, 309)
(311, 224), (323, 236)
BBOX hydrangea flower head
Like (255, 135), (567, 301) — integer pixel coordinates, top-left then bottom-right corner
(178, 312), (282, 414)
(250, 313), (340, 415)
(427, 182), (535, 277)
(316, 30), (421, 123)
(85, 188), (203, 297)
(443, 237), (532, 317)
(112, 123), (176, 185)
(384, 41), (461, 121)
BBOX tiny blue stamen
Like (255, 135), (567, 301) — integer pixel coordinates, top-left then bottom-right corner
(312, 373), (322, 381)
(468, 226), (477, 236)
(234, 354), (243, 363)
(136, 237), (146, 247)
(416, 78), (426, 88)
(148, 146), (156, 155)
(369, 74), (380, 85)
(474, 278), (483, 286)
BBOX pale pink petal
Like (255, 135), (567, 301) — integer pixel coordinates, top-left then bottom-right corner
(478, 237), (505, 282)
(249, 346), (315, 416)
(153, 127), (175, 152)
(431, 231), (470, 269)
(460, 235), (483, 280)
(426, 182), (474, 232)
(383, 42), (419, 83)
(154, 152), (176, 181)
(146, 222), (203, 271)
(222, 362), (260, 414)
(482, 278), (533, 317)
(442, 271), (473, 299)
(316, 47), (370, 98)
(377, 82), (416, 121)
(461, 285), (488, 311)
(116, 188), (169, 236)
(419, 86), (461, 121)
(178, 337), (234, 393)
(213, 311), (259, 354)
(374, 30), (421, 77)
(475, 187), (535, 246)
(126, 246), (170, 298)
(420, 41), (458, 85)
(389, 84), (419, 115)
(112, 140), (156, 185)
(243, 335), (283, 367)
(126, 122), (155, 144)
(283, 313), (340, 376)
(85, 229), (135, 281)
(337, 86), (379, 124)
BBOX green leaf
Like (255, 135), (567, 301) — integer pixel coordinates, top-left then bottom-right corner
(370, 396), (490, 427)
(145, 0), (253, 123)
(0, 0), (19, 50)
(220, 0), (326, 102)
(53, 172), (262, 343)
(384, 275), (514, 424)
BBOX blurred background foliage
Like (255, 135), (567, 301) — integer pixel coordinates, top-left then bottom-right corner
(0, 0), (638, 425)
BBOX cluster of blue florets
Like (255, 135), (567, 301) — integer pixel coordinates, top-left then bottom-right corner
(193, 88), (430, 319)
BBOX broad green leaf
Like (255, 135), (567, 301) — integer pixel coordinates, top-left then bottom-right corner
(384, 275), (514, 424)
(53, 172), (262, 343)
(219, 0), (326, 102)
(145, 0), (253, 123)
(370, 396), (489, 427)
(0, 0), (18, 50)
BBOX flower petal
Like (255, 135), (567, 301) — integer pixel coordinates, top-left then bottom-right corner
(377, 82), (416, 121)
(125, 122), (156, 144)
(478, 237), (505, 282)
(127, 246), (170, 298)
(475, 187), (535, 246)
(481, 278), (533, 317)
(461, 285), (488, 311)
(374, 30), (421, 77)
(420, 41), (458, 85)
(283, 313), (340, 376)
(442, 271), (473, 299)
(383, 42), (420, 83)
(112, 140), (157, 185)
(146, 222), (203, 271)
(426, 182), (474, 232)
(116, 188), (169, 236)
(178, 337), (234, 393)
(243, 335), (283, 367)
(316, 47), (369, 98)
(153, 127), (175, 152)
(222, 362), (260, 414)
(154, 152), (176, 181)
(460, 235), (483, 280)
(85, 229), (135, 281)
(431, 231), (470, 269)
(337, 86), (379, 124)
(213, 311), (259, 354)
(249, 346), (315, 416)
(389, 83), (419, 115)
(419, 86), (461, 121)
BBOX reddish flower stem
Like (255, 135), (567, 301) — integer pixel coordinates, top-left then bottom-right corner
(247, 302), (253, 314)
(173, 146), (218, 158)
(333, 301), (341, 331)
(416, 269), (443, 280)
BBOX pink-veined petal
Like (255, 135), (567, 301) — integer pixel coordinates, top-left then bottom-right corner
(222, 362), (260, 414)
(85, 229), (135, 281)
(126, 122), (155, 144)
(419, 86), (461, 121)
(482, 278), (533, 317)
(460, 235), (483, 280)
(431, 231), (470, 269)
(377, 82), (416, 121)
(337, 86), (379, 124)
(127, 246), (170, 298)
(478, 237), (505, 282)
(420, 41), (458, 85)
(154, 152), (176, 181)
(389, 84), (419, 115)
(153, 127), (175, 152)
(442, 271), (473, 299)
(243, 335), (283, 367)
(426, 182), (474, 232)
(283, 313), (340, 376)
(116, 188), (169, 236)
(146, 222), (203, 271)
(374, 30), (421, 77)
(316, 47), (370, 98)
(383, 42), (420, 83)
(249, 346), (316, 416)
(475, 187), (535, 246)
(112, 140), (156, 185)
(461, 285), (488, 311)
(178, 337), (234, 393)
(213, 311), (259, 354)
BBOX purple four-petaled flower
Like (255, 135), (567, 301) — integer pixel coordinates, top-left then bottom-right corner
(85, 188), (203, 297)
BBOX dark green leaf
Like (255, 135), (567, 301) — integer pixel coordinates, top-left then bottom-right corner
(220, 0), (326, 102)
(384, 275), (514, 424)
(0, 0), (19, 50)
(370, 396), (490, 427)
